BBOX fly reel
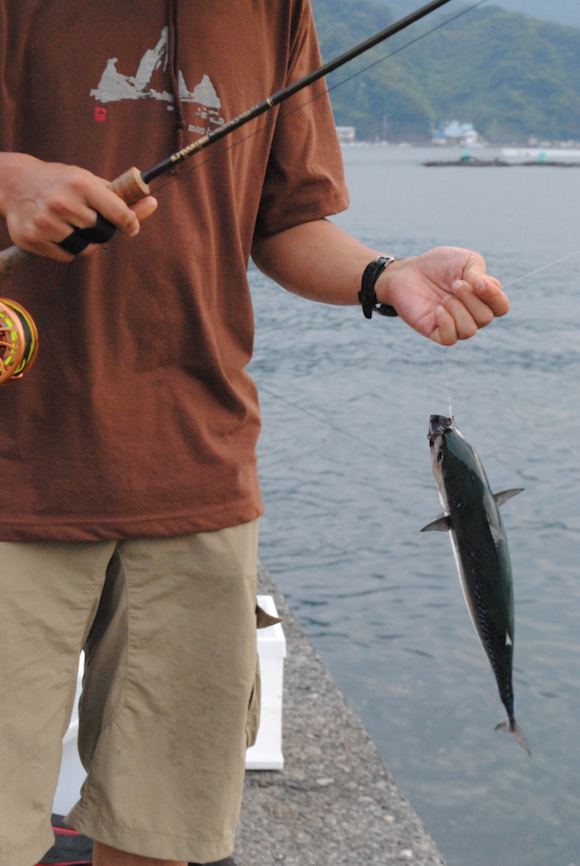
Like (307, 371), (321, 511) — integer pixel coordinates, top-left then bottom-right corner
(0, 298), (38, 385)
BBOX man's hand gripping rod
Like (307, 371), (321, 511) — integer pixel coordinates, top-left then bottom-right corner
(0, 0), (453, 385)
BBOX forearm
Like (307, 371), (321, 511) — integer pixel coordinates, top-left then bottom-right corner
(251, 218), (397, 306)
(252, 218), (508, 346)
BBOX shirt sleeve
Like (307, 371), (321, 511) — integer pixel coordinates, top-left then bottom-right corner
(254, 0), (350, 238)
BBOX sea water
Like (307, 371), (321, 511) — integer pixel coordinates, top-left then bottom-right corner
(248, 145), (580, 866)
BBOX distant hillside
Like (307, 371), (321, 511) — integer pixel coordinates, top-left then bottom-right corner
(312, 0), (433, 140)
(382, 0), (580, 30)
(311, 0), (580, 142)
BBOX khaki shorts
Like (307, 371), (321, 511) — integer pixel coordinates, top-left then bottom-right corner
(0, 521), (260, 866)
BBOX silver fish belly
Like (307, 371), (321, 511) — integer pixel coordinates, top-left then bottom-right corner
(421, 414), (529, 754)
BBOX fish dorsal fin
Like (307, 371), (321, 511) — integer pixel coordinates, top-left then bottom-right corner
(494, 488), (524, 507)
(421, 514), (451, 533)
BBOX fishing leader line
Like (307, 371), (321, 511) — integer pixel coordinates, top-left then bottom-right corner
(439, 345), (454, 419)
(151, 0), (490, 198)
(500, 248), (580, 289)
(435, 247), (580, 422)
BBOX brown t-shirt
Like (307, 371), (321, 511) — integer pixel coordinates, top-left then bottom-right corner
(0, 0), (349, 541)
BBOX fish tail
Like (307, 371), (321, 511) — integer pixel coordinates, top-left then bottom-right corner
(495, 717), (531, 755)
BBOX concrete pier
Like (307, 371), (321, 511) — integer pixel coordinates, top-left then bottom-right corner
(234, 563), (447, 866)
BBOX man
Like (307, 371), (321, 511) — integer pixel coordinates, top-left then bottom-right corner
(0, 2), (509, 866)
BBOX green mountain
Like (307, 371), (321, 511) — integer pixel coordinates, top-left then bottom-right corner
(312, 0), (433, 139)
(311, 0), (580, 142)
(381, 0), (580, 30)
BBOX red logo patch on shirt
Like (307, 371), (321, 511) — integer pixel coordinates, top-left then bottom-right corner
(94, 107), (107, 122)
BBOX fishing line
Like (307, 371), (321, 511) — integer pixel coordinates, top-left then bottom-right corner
(151, 0), (490, 198)
(500, 248), (580, 289)
(439, 345), (454, 418)
(258, 382), (393, 462)
(434, 247), (580, 417)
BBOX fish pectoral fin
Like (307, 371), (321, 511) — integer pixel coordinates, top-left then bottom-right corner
(420, 514), (451, 533)
(494, 488), (524, 507)
(490, 525), (506, 545)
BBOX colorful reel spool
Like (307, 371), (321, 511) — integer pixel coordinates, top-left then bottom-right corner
(0, 298), (39, 385)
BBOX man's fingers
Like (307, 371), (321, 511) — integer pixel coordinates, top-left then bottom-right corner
(444, 296), (479, 341)
(430, 305), (458, 346)
(432, 280), (506, 344)
(39, 195), (156, 259)
(430, 296), (485, 345)
(60, 196), (157, 254)
(388, 247), (510, 345)
(2, 158), (154, 261)
(452, 280), (496, 328)
(43, 166), (140, 237)
(131, 196), (158, 223)
(447, 250), (509, 317)
(11, 213), (81, 261)
(73, 189), (157, 238)
(470, 275), (509, 316)
(84, 183), (140, 237)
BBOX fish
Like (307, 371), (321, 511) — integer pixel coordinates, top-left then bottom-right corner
(421, 414), (530, 754)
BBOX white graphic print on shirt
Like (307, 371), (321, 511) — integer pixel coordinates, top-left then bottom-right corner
(90, 27), (225, 133)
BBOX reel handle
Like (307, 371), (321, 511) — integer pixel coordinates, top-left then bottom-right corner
(0, 166), (150, 282)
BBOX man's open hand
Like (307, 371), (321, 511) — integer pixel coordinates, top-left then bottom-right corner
(375, 247), (508, 345)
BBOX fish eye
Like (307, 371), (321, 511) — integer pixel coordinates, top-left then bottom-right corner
(437, 451), (444, 463)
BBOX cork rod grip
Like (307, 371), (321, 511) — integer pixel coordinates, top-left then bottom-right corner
(0, 166), (150, 283)
(107, 166), (150, 206)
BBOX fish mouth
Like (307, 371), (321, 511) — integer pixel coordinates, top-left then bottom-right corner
(428, 414), (454, 440)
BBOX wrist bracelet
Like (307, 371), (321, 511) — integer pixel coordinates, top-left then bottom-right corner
(358, 255), (399, 319)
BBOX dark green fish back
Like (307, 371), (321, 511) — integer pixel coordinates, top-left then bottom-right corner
(440, 428), (515, 719)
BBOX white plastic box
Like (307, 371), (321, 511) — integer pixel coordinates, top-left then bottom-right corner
(53, 594), (286, 814)
(53, 657), (85, 815)
(246, 594), (286, 771)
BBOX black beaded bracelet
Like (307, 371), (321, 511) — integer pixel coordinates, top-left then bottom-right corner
(358, 255), (399, 319)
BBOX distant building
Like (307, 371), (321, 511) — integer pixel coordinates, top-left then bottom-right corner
(336, 125), (356, 143)
(432, 121), (481, 145)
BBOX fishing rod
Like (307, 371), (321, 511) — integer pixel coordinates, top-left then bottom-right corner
(0, 0), (456, 385)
